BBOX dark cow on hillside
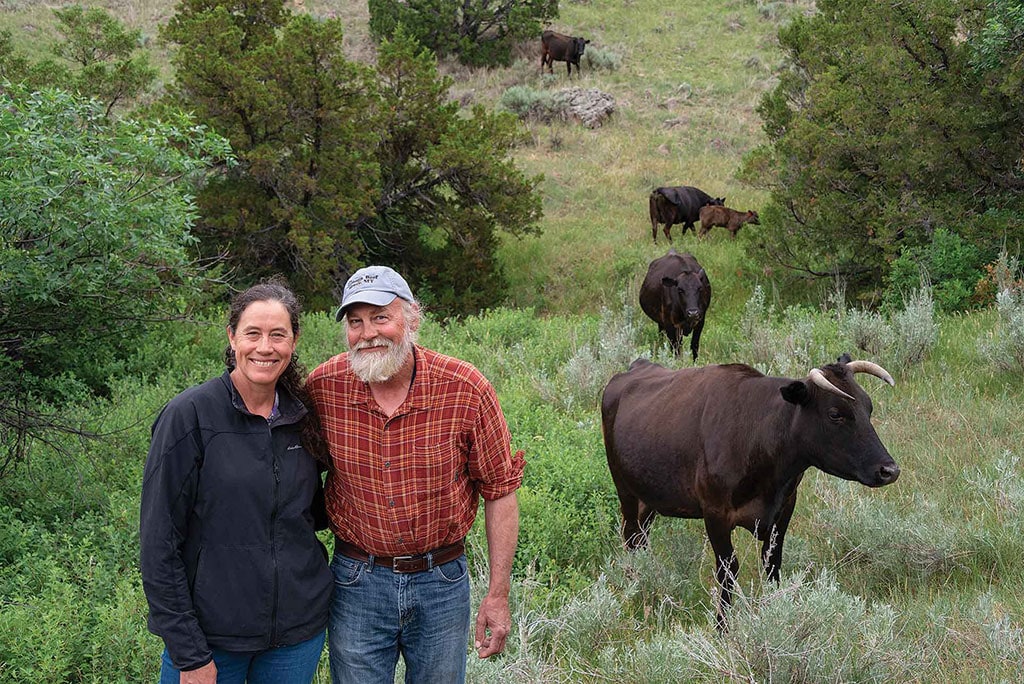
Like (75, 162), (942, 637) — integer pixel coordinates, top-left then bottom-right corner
(649, 186), (725, 243)
(541, 30), (590, 78)
(601, 353), (900, 630)
(698, 205), (760, 240)
(639, 250), (711, 361)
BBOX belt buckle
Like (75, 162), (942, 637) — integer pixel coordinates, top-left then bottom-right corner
(392, 554), (419, 573)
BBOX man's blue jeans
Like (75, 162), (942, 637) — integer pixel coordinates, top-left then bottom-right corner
(328, 551), (471, 684)
(159, 630), (325, 684)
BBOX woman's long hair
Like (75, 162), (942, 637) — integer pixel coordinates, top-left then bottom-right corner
(224, 278), (328, 461)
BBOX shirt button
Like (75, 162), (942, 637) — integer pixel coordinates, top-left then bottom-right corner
(397, 536), (404, 543)
(389, 500), (395, 507)
(384, 461), (390, 467)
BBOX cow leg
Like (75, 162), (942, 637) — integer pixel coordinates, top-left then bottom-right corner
(704, 517), (739, 632)
(663, 221), (674, 242)
(689, 320), (704, 362)
(761, 489), (797, 583)
(651, 220), (659, 243)
(637, 500), (656, 543)
(664, 325), (681, 356)
(616, 491), (649, 550)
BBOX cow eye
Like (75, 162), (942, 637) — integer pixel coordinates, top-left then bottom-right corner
(827, 407), (844, 423)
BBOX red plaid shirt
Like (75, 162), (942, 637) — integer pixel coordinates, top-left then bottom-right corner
(307, 345), (524, 556)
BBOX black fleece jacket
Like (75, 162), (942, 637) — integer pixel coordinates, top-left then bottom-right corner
(140, 371), (332, 671)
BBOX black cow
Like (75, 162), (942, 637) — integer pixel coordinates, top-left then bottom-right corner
(639, 250), (711, 361)
(601, 354), (900, 629)
(541, 30), (590, 78)
(649, 186), (725, 243)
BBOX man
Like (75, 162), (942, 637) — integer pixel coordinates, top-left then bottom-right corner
(307, 265), (524, 684)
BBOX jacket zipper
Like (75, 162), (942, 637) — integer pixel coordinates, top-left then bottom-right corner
(269, 428), (281, 646)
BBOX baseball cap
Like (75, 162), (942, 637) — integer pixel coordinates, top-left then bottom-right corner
(335, 266), (414, 321)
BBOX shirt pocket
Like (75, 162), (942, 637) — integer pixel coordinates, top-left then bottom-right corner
(414, 438), (466, 503)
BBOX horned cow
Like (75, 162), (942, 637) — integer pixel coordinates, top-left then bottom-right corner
(601, 354), (899, 629)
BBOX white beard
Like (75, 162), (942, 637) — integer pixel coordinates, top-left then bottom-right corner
(349, 329), (416, 383)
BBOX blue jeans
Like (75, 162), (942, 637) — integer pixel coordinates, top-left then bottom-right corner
(328, 551), (471, 684)
(159, 630), (325, 684)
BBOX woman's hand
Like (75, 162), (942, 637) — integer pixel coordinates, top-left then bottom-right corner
(180, 660), (217, 684)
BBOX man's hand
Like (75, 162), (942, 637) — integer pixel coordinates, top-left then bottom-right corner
(474, 593), (511, 658)
(180, 660), (217, 684)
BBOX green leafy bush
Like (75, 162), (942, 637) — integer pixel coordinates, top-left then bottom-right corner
(885, 228), (987, 312)
(368, 0), (558, 67)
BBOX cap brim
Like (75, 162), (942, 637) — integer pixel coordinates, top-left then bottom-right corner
(334, 291), (399, 321)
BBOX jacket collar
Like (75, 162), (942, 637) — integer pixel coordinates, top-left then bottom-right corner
(220, 370), (308, 425)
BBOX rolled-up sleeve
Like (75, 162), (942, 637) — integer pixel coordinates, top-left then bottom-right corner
(469, 382), (525, 501)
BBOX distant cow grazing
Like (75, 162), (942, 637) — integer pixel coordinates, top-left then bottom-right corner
(541, 30), (590, 78)
(601, 353), (899, 630)
(639, 250), (711, 361)
(698, 205), (760, 239)
(649, 186), (725, 242)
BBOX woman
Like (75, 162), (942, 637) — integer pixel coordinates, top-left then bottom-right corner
(140, 280), (332, 684)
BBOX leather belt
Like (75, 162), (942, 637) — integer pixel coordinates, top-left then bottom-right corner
(335, 539), (465, 573)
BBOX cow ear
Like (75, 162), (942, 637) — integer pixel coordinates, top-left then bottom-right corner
(780, 380), (810, 405)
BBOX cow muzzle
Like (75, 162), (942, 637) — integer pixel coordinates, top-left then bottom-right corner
(872, 460), (900, 486)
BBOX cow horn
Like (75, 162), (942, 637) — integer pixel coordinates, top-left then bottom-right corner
(846, 360), (895, 386)
(808, 368), (855, 401)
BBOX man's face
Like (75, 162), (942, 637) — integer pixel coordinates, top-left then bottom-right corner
(345, 299), (415, 383)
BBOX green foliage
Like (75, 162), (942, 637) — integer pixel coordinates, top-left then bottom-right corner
(970, 1), (1024, 81)
(161, 1), (379, 310)
(368, 0), (558, 67)
(0, 503), (160, 682)
(368, 29), (543, 317)
(885, 228), (986, 312)
(163, 2), (542, 316)
(742, 0), (1024, 304)
(0, 84), (230, 474)
(0, 5), (157, 116)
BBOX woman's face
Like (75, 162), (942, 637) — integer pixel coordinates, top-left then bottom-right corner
(227, 300), (297, 391)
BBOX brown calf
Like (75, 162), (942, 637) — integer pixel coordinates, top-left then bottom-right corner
(698, 205), (760, 239)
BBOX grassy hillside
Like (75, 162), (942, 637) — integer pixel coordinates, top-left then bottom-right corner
(0, 0), (789, 317)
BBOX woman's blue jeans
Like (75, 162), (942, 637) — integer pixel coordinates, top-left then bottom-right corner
(159, 630), (324, 684)
(327, 551), (471, 684)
